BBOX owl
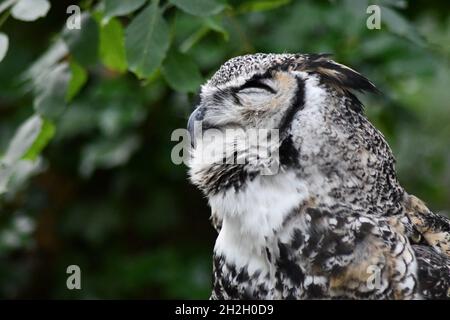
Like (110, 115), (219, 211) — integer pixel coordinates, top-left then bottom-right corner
(187, 53), (450, 299)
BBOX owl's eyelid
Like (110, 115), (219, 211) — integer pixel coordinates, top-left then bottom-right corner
(238, 87), (273, 95)
(238, 79), (276, 94)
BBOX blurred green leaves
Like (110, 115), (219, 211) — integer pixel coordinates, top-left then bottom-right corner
(0, 115), (52, 194)
(99, 17), (127, 73)
(2, 115), (46, 164)
(22, 40), (72, 119)
(0, 33), (8, 63)
(102, 0), (147, 23)
(33, 63), (71, 119)
(179, 17), (229, 53)
(22, 118), (55, 161)
(0, 0), (52, 67)
(125, 1), (170, 79)
(104, 249), (211, 298)
(67, 60), (88, 102)
(236, 0), (291, 13)
(169, 0), (226, 17)
(162, 50), (203, 92)
(63, 13), (99, 67)
(80, 134), (141, 177)
(381, 5), (425, 46)
(10, 0), (50, 22)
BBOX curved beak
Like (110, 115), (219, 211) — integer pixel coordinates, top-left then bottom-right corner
(187, 106), (205, 147)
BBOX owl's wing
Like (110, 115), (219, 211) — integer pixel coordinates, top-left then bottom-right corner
(413, 244), (450, 299)
(405, 195), (450, 257)
(286, 206), (419, 299)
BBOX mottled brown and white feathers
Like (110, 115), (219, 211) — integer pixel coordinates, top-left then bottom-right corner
(187, 53), (450, 300)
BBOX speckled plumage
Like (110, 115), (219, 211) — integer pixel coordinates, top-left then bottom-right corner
(187, 53), (450, 300)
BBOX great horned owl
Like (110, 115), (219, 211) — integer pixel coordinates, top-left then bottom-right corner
(187, 53), (450, 299)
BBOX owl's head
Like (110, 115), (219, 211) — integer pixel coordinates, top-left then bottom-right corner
(188, 53), (403, 211)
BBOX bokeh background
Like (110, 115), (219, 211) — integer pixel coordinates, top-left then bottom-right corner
(0, 0), (448, 299)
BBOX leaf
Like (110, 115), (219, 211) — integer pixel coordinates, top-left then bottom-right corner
(0, 158), (44, 195)
(0, 0), (17, 15)
(382, 6), (424, 46)
(125, 2), (170, 79)
(22, 40), (68, 83)
(22, 119), (55, 161)
(21, 40), (70, 120)
(377, 0), (407, 9)
(102, 0), (147, 23)
(0, 163), (13, 194)
(66, 60), (87, 102)
(34, 62), (71, 120)
(99, 17), (127, 72)
(342, 0), (368, 17)
(179, 26), (209, 53)
(179, 17), (228, 53)
(236, 0), (291, 13)
(2, 115), (44, 164)
(0, 114), (54, 194)
(63, 13), (99, 66)
(169, 0), (225, 17)
(0, 33), (8, 63)
(79, 135), (141, 177)
(11, 0), (50, 22)
(161, 50), (202, 93)
(204, 17), (229, 41)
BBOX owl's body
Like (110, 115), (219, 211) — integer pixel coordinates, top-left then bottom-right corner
(187, 53), (450, 299)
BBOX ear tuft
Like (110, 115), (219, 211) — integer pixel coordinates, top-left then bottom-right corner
(299, 54), (379, 94)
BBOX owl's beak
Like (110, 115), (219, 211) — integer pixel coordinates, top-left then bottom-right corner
(187, 106), (204, 147)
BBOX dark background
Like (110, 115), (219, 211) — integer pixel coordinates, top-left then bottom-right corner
(0, 0), (448, 299)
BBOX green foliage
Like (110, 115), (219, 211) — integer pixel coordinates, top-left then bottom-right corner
(3, 115), (45, 164)
(169, 0), (226, 16)
(381, 5), (424, 45)
(22, 118), (55, 161)
(98, 17), (127, 73)
(67, 60), (88, 102)
(161, 50), (203, 92)
(10, 0), (50, 22)
(0, 33), (8, 62)
(63, 13), (100, 67)
(179, 16), (229, 53)
(125, 1), (170, 79)
(236, 0), (291, 13)
(102, 0), (148, 23)
(33, 62), (71, 119)
(0, 115), (51, 194)
(0, 0), (448, 299)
